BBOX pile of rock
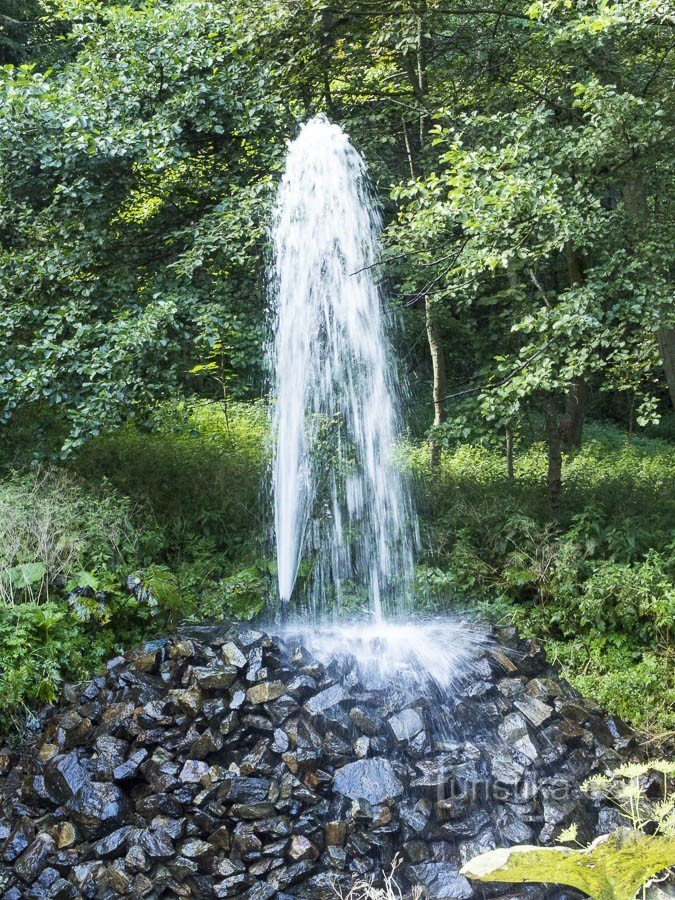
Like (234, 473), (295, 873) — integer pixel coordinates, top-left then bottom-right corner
(0, 624), (635, 898)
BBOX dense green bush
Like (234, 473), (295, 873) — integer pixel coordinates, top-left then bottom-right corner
(0, 468), (138, 605)
(73, 400), (268, 562)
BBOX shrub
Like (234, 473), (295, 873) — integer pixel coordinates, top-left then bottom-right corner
(73, 400), (268, 563)
(0, 468), (138, 606)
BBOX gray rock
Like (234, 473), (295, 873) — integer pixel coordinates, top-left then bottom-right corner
(92, 826), (134, 859)
(247, 681), (285, 704)
(2, 820), (33, 863)
(333, 757), (404, 805)
(388, 708), (425, 744)
(226, 776), (271, 803)
(498, 713), (539, 761)
(193, 664), (238, 690)
(304, 683), (349, 715)
(221, 641), (247, 668)
(408, 862), (473, 899)
(14, 834), (55, 883)
(44, 752), (90, 802)
(179, 759), (209, 783)
(65, 782), (127, 835)
(113, 749), (148, 781)
(514, 695), (554, 728)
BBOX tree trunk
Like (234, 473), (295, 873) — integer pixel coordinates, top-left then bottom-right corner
(545, 400), (563, 521)
(561, 246), (589, 448)
(559, 377), (589, 451)
(505, 426), (514, 479)
(426, 298), (447, 468)
(402, 2), (448, 467)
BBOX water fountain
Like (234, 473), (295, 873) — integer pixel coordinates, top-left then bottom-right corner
(267, 115), (480, 692)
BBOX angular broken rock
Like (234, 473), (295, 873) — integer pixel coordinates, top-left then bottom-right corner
(193, 665), (238, 690)
(287, 834), (319, 862)
(332, 757), (404, 805)
(246, 681), (285, 704)
(388, 708), (425, 744)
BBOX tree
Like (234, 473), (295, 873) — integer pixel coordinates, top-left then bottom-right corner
(0, 0), (291, 451)
(386, 0), (674, 515)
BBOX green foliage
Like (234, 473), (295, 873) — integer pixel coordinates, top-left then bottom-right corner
(411, 421), (675, 731)
(0, 467), (137, 605)
(73, 400), (267, 561)
(582, 761), (675, 836)
(0, 0), (289, 448)
(0, 402), (270, 729)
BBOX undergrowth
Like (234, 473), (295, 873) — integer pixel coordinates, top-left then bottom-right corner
(0, 405), (673, 737)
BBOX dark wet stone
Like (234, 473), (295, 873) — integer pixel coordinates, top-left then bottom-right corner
(410, 753), (459, 792)
(247, 681), (286, 704)
(92, 826), (135, 859)
(287, 834), (320, 862)
(2, 819), (34, 863)
(225, 776), (271, 803)
(388, 708), (425, 744)
(44, 751), (90, 802)
(304, 683), (349, 715)
(65, 782), (127, 835)
(15, 833), (55, 883)
(294, 871), (344, 899)
(139, 829), (174, 859)
(498, 712), (539, 761)
(221, 641), (247, 668)
(265, 694), (299, 724)
(514, 695), (553, 727)
(188, 728), (224, 759)
(113, 748), (148, 781)
(179, 759), (209, 783)
(215, 874), (249, 897)
(274, 860), (316, 889)
(193, 664), (238, 690)
(459, 827), (497, 865)
(231, 801), (276, 819)
(125, 845), (150, 873)
(408, 862), (473, 899)
(403, 839), (429, 862)
(286, 674), (318, 699)
(272, 727), (290, 753)
(333, 758), (404, 805)
(400, 802), (430, 834)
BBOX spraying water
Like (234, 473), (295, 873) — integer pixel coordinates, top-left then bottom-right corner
(269, 116), (418, 619)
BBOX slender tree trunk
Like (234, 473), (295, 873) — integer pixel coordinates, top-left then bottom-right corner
(545, 400), (563, 521)
(505, 426), (514, 479)
(426, 299), (447, 468)
(657, 326), (675, 409)
(405, 1), (448, 467)
(559, 377), (589, 451)
(319, 10), (335, 118)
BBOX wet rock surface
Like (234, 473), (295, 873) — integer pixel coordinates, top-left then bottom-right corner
(0, 623), (637, 898)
